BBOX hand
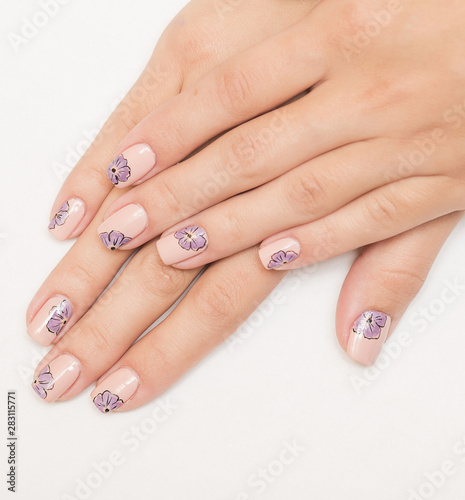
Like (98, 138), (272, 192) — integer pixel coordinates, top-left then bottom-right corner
(48, 0), (465, 274)
(31, 207), (463, 410)
(27, 2), (462, 417)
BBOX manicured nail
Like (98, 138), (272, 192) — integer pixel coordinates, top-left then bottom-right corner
(48, 198), (85, 240)
(97, 204), (148, 250)
(107, 144), (156, 187)
(91, 368), (139, 413)
(32, 354), (80, 403)
(27, 296), (73, 347)
(347, 310), (392, 366)
(259, 237), (300, 270)
(157, 226), (208, 265)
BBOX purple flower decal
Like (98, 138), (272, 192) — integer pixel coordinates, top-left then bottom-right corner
(353, 311), (388, 340)
(48, 201), (69, 229)
(107, 155), (131, 186)
(32, 365), (55, 399)
(174, 226), (207, 251)
(267, 250), (298, 269)
(99, 230), (132, 250)
(46, 300), (72, 336)
(93, 390), (124, 413)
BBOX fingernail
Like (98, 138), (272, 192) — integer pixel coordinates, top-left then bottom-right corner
(91, 368), (139, 413)
(107, 144), (156, 188)
(32, 354), (80, 403)
(48, 198), (85, 240)
(258, 237), (300, 270)
(157, 225), (208, 265)
(97, 204), (148, 250)
(27, 296), (73, 347)
(347, 310), (392, 366)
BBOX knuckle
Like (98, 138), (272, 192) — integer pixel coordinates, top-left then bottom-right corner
(156, 174), (191, 216)
(192, 274), (244, 325)
(286, 172), (329, 218)
(146, 116), (189, 155)
(135, 250), (189, 299)
(366, 265), (427, 306)
(166, 24), (217, 68)
(76, 321), (115, 360)
(68, 259), (104, 294)
(214, 66), (255, 118)
(365, 193), (398, 228)
(221, 129), (265, 181)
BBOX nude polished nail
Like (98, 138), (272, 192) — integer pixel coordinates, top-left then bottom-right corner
(32, 354), (80, 403)
(107, 144), (156, 187)
(157, 226), (208, 265)
(91, 368), (139, 413)
(27, 295), (73, 346)
(347, 310), (391, 366)
(259, 237), (300, 270)
(48, 198), (85, 240)
(97, 204), (148, 250)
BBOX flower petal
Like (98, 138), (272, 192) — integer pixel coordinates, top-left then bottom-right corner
(174, 229), (188, 239)
(46, 314), (63, 334)
(99, 232), (112, 248)
(374, 312), (387, 328)
(58, 300), (72, 319)
(284, 251), (298, 263)
(177, 236), (192, 250)
(117, 166), (131, 183)
(364, 323), (381, 339)
(114, 155), (128, 169)
(33, 383), (47, 399)
(190, 234), (207, 251)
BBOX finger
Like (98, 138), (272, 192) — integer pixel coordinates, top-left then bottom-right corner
(335, 212), (463, 366)
(87, 247), (284, 412)
(103, 12), (328, 189)
(97, 84), (375, 252)
(257, 175), (464, 270)
(150, 140), (400, 266)
(26, 189), (132, 346)
(31, 238), (200, 403)
(47, 45), (183, 240)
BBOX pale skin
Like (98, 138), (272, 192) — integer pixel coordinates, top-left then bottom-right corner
(29, 0), (463, 411)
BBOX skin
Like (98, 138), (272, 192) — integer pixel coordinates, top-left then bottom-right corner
(51, 0), (465, 272)
(29, 0), (462, 411)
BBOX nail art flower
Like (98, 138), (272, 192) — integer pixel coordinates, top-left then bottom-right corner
(267, 250), (298, 269)
(174, 226), (207, 251)
(107, 155), (131, 185)
(48, 201), (70, 229)
(99, 230), (132, 250)
(32, 365), (55, 399)
(46, 300), (72, 336)
(353, 311), (387, 340)
(93, 390), (124, 413)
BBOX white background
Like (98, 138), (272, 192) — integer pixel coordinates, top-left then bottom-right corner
(1, 1), (465, 499)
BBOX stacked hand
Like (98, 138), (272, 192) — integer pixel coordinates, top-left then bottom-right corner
(29, 0), (464, 412)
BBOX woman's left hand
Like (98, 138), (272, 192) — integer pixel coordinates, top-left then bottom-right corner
(66, 0), (465, 271)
